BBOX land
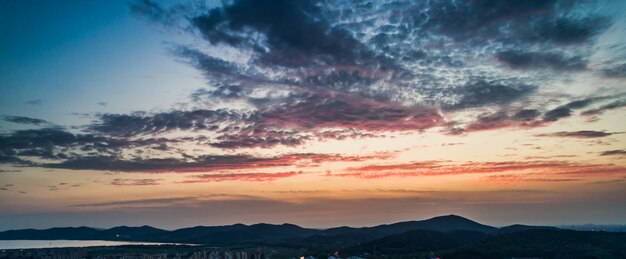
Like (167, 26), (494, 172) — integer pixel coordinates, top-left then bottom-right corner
(1, 215), (625, 258)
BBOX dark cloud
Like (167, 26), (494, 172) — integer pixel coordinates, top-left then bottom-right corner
(41, 152), (390, 172)
(0, 127), (189, 165)
(600, 150), (626, 156)
(0, 128), (84, 161)
(601, 63), (626, 78)
(258, 92), (443, 131)
(445, 80), (537, 110)
(535, 131), (615, 138)
(512, 109), (542, 121)
(189, 0), (380, 68)
(110, 178), (162, 186)
(191, 84), (245, 101)
(90, 109), (244, 137)
(2, 116), (48, 125)
(72, 197), (200, 208)
(210, 131), (309, 149)
(25, 99), (42, 105)
(543, 107), (572, 122)
(173, 47), (254, 80)
(526, 16), (610, 45)
(496, 51), (587, 71)
(129, 0), (167, 23)
(543, 97), (607, 121)
(417, 0), (556, 41)
(415, 0), (609, 46)
(582, 99), (626, 116)
(464, 110), (545, 132)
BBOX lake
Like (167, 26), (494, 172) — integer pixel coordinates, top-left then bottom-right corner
(0, 240), (183, 249)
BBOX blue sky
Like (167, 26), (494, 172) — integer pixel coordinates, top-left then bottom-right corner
(0, 0), (208, 128)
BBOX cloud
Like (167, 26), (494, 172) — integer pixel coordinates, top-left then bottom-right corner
(512, 109), (542, 121)
(90, 109), (244, 137)
(483, 174), (580, 183)
(535, 131), (616, 138)
(496, 51), (586, 71)
(86, 91), (443, 149)
(257, 92), (443, 131)
(3, 0), (621, 174)
(2, 116), (48, 125)
(121, 0), (618, 144)
(335, 160), (626, 179)
(600, 150), (626, 156)
(601, 63), (626, 78)
(0, 127), (185, 164)
(581, 99), (626, 116)
(526, 15), (610, 45)
(24, 99), (42, 105)
(110, 178), (163, 186)
(41, 152), (391, 173)
(542, 97), (611, 122)
(72, 197), (201, 208)
(416, 0), (609, 46)
(188, 0), (382, 69)
(181, 171), (302, 183)
(445, 80), (537, 110)
(464, 110), (545, 132)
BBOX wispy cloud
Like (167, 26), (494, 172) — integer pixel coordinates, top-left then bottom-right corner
(110, 178), (163, 186)
(181, 171), (303, 183)
(2, 116), (48, 125)
(335, 160), (626, 179)
(536, 131), (618, 138)
(600, 150), (626, 156)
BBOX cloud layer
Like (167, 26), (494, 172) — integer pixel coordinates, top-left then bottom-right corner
(1, 0), (625, 180)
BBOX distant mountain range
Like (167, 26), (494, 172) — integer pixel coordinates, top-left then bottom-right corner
(2, 215), (625, 258)
(0, 215), (502, 244)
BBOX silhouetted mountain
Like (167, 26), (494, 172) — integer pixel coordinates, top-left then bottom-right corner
(159, 223), (318, 245)
(0, 227), (99, 240)
(498, 224), (560, 234)
(0, 215), (496, 244)
(93, 225), (169, 240)
(2, 216), (625, 258)
(320, 214), (496, 238)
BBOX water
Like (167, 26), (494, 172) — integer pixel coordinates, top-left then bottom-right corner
(0, 240), (182, 249)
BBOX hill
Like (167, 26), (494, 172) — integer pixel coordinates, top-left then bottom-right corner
(0, 215), (495, 245)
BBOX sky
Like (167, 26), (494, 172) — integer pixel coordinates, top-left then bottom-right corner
(0, 0), (625, 230)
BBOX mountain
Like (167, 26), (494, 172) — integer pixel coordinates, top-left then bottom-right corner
(2, 216), (626, 258)
(158, 223), (318, 244)
(498, 224), (560, 234)
(0, 215), (542, 246)
(0, 227), (99, 240)
(319, 214), (497, 238)
(92, 225), (169, 240)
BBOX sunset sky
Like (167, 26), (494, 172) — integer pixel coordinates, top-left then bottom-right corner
(1, 0), (625, 230)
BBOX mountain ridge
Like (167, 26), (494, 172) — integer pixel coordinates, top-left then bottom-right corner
(0, 214), (535, 244)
